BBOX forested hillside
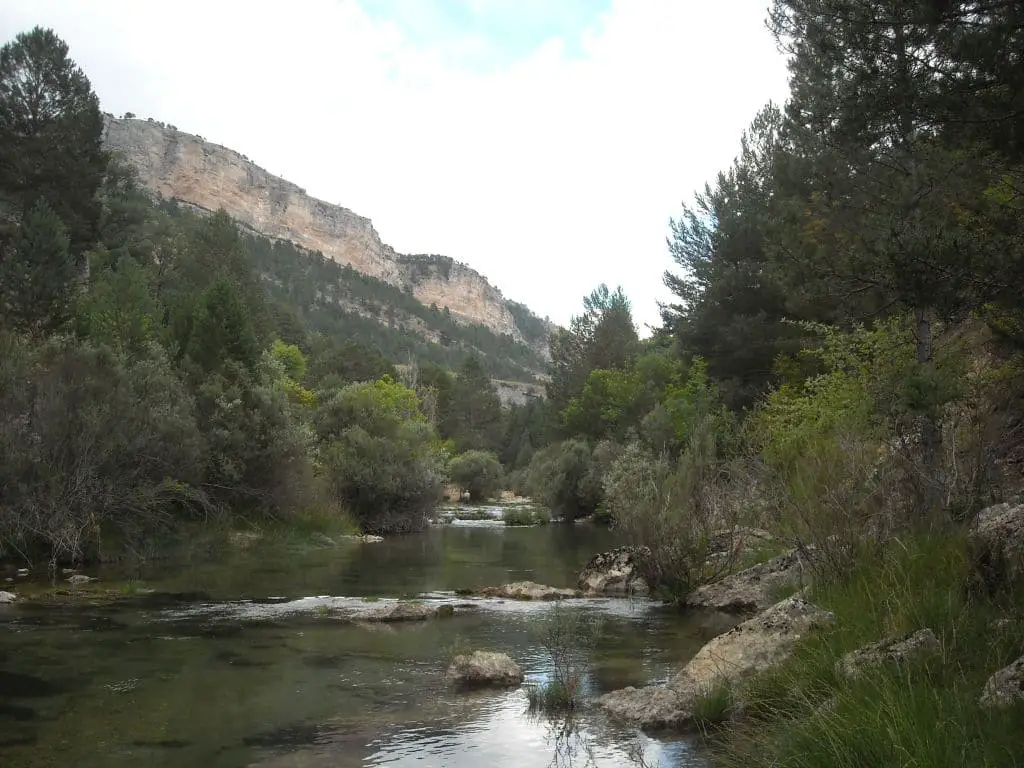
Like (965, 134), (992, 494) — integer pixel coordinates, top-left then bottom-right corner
(0, 26), (542, 562)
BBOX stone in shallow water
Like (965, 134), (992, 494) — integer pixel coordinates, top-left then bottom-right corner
(599, 596), (836, 730)
(577, 546), (649, 596)
(477, 581), (580, 600)
(0, 590), (16, 603)
(446, 651), (524, 688)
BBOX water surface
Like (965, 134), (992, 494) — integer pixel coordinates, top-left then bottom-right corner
(0, 517), (729, 767)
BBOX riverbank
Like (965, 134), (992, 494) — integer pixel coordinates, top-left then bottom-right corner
(589, 504), (1024, 767)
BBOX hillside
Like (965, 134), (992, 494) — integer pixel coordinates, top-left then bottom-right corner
(101, 116), (554, 370)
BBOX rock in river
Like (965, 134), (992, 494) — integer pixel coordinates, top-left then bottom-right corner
(0, 590), (16, 603)
(685, 550), (811, 614)
(578, 546), (649, 596)
(477, 581), (580, 600)
(599, 596), (835, 729)
(446, 651), (524, 688)
(350, 601), (443, 623)
(67, 574), (96, 586)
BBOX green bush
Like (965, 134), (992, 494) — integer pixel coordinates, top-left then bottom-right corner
(449, 450), (503, 502)
(319, 377), (446, 533)
(603, 423), (745, 603)
(527, 603), (603, 712)
(502, 507), (551, 526)
(523, 439), (602, 521)
(0, 335), (206, 563)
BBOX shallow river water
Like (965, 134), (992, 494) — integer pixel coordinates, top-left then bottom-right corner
(0, 508), (731, 768)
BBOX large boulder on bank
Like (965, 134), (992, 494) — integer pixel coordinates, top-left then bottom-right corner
(578, 547), (649, 596)
(600, 596), (835, 729)
(477, 581), (580, 600)
(839, 628), (939, 680)
(970, 502), (1024, 593)
(708, 527), (775, 558)
(685, 550), (811, 614)
(979, 654), (1024, 710)
(446, 651), (524, 688)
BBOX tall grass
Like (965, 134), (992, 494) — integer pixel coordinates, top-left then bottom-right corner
(714, 533), (1024, 768)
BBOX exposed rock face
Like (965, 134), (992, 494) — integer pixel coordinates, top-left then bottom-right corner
(578, 547), (650, 596)
(685, 551), (810, 614)
(477, 582), (580, 600)
(446, 651), (524, 688)
(979, 654), (1024, 709)
(970, 502), (1024, 592)
(600, 596), (836, 729)
(101, 118), (551, 357)
(839, 628), (940, 680)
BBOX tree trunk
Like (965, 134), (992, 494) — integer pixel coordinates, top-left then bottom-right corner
(915, 305), (944, 522)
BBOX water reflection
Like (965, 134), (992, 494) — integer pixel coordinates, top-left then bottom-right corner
(0, 522), (711, 767)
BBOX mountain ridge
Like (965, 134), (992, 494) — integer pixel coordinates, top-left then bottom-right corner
(101, 116), (553, 360)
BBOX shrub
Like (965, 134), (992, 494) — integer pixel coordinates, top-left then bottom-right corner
(603, 423), (746, 603)
(526, 603), (603, 712)
(502, 507), (550, 526)
(318, 377), (446, 533)
(0, 335), (206, 564)
(449, 450), (503, 502)
(523, 439), (602, 520)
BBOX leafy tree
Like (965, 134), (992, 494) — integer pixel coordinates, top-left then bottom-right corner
(449, 450), (504, 502)
(0, 27), (107, 254)
(0, 200), (78, 337)
(523, 439), (602, 521)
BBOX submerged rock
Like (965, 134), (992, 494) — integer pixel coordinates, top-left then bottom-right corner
(685, 550), (810, 614)
(979, 654), (1024, 709)
(350, 601), (440, 623)
(578, 547), (649, 596)
(839, 628), (939, 680)
(970, 502), (1024, 592)
(338, 534), (384, 543)
(446, 651), (523, 688)
(0, 591), (16, 603)
(600, 596), (835, 729)
(477, 581), (580, 600)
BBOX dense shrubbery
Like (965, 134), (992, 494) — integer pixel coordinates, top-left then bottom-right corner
(318, 378), (446, 533)
(522, 440), (602, 521)
(449, 450), (503, 502)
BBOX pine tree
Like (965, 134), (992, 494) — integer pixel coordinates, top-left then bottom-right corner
(0, 27), (107, 255)
(0, 200), (78, 336)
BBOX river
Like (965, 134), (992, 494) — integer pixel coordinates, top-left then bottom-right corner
(0, 506), (729, 768)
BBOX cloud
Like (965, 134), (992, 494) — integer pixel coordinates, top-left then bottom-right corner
(0, 0), (789, 331)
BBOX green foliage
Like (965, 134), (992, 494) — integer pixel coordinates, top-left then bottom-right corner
(319, 378), (446, 534)
(0, 26), (107, 254)
(527, 603), (603, 712)
(448, 450), (503, 502)
(0, 200), (78, 337)
(441, 354), (503, 453)
(0, 335), (206, 563)
(75, 252), (159, 354)
(523, 440), (602, 521)
(715, 535), (1024, 768)
(501, 506), (550, 527)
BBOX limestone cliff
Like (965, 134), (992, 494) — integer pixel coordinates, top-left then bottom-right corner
(101, 117), (551, 356)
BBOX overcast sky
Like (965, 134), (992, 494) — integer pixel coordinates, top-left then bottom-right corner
(1, 1), (790, 331)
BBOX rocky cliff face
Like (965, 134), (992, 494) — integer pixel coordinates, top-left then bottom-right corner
(102, 117), (549, 354)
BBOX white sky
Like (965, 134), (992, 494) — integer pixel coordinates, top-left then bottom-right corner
(1, 0), (790, 331)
